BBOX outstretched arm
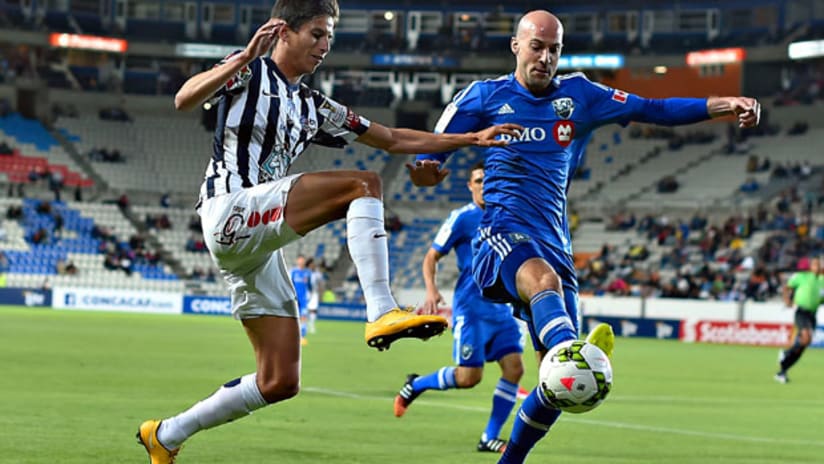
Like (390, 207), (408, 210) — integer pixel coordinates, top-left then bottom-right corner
(356, 122), (522, 154)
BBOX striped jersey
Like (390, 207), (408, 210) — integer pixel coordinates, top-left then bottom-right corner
(199, 52), (371, 203)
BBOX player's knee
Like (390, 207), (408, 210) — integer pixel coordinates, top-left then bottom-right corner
(258, 376), (300, 403)
(455, 367), (483, 388)
(351, 171), (382, 198)
(799, 330), (812, 346)
(503, 362), (525, 383)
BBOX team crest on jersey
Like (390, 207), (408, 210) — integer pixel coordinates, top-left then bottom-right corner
(553, 121), (575, 148)
(551, 98), (575, 119)
(461, 343), (474, 360)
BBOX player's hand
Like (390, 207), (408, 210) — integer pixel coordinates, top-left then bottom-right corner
(470, 123), (524, 147)
(406, 159), (450, 187)
(243, 19), (285, 61)
(730, 97), (760, 128)
(421, 290), (445, 315)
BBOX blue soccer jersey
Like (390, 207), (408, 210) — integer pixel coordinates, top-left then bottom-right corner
(420, 73), (708, 303)
(421, 72), (709, 262)
(431, 202), (513, 323)
(290, 267), (312, 312)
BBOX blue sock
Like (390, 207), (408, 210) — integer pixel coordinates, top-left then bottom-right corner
(499, 387), (561, 464)
(483, 378), (519, 441)
(300, 322), (307, 338)
(530, 290), (576, 350)
(411, 367), (457, 393)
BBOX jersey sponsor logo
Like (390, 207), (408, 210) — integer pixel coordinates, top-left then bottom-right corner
(247, 207), (283, 228)
(551, 98), (575, 119)
(499, 127), (547, 143)
(612, 89), (628, 104)
(496, 103), (515, 115)
(553, 121), (575, 147)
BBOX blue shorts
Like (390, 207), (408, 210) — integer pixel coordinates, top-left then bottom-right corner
(473, 229), (579, 351)
(452, 313), (524, 368)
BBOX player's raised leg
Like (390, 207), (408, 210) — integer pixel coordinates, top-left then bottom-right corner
(285, 170), (447, 350)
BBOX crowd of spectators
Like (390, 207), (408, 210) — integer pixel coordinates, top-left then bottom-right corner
(580, 179), (824, 302)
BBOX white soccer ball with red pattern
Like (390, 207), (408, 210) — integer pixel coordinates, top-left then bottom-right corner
(539, 340), (613, 414)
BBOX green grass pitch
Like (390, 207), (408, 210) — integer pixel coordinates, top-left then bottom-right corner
(0, 305), (822, 463)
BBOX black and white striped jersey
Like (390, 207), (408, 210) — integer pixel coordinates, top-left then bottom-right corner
(199, 52), (371, 202)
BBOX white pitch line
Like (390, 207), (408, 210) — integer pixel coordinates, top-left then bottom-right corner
(303, 386), (824, 448)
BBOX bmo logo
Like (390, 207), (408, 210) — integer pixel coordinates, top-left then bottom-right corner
(553, 121), (575, 147)
(499, 127), (547, 143)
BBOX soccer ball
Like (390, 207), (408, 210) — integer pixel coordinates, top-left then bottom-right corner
(539, 340), (613, 414)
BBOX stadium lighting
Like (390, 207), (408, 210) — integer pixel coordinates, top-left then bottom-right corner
(788, 40), (824, 60)
(654, 66), (668, 74)
(383, 11), (394, 21)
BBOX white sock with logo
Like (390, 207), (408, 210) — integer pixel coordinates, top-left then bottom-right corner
(346, 197), (398, 322)
(157, 373), (267, 449)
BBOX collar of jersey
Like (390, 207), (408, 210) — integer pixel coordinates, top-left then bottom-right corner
(263, 57), (301, 92)
(507, 72), (560, 100)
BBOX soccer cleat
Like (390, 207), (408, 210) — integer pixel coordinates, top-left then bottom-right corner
(774, 372), (789, 384)
(477, 438), (508, 453)
(301, 337), (309, 346)
(365, 308), (448, 351)
(393, 374), (420, 417)
(585, 323), (615, 359)
(136, 420), (180, 464)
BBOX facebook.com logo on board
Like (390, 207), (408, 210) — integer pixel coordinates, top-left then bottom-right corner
(65, 293), (76, 306)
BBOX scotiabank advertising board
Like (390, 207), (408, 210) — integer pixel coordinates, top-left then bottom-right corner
(680, 320), (793, 346)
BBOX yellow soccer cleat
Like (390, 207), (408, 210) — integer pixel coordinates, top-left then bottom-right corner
(136, 420), (179, 464)
(585, 323), (615, 359)
(365, 307), (448, 351)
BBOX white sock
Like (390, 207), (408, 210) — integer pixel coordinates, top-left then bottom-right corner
(308, 311), (317, 334)
(157, 373), (267, 449)
(346, 197), (398, 322)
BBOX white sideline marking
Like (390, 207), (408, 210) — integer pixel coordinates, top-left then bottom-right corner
(303, 387), (824, 447)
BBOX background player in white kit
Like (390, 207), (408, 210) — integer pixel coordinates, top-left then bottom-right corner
(306, 257), (325, 334)
(136, 1), (522, 462)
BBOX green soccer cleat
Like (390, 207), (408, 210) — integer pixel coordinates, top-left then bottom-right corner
(585, 323), (615, 359)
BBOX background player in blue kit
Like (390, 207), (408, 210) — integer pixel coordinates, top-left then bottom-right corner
(290, 255), (312, 344)
(410, 10), (761, 463)
(394, 161), (525, 454)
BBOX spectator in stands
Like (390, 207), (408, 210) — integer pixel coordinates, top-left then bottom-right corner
(739, 177), (760, 193)
(31, 227), (48, 245)
(0, 250), (8, 272)
(160, 192), (171, 208)
(116, 193), (129, 211)
(185, 232), (207, 253)
(0, 140), (12, 155)
(6, 204), (22, 220)
(187, 215), (202, 234)
(657, 176), (679, 193)
(74, 185), (83, 202)
(56, 259), (78, 275)
(49, 169), (63, 202)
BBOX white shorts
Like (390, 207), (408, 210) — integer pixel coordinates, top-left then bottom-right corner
(199, 175), (303, 319)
